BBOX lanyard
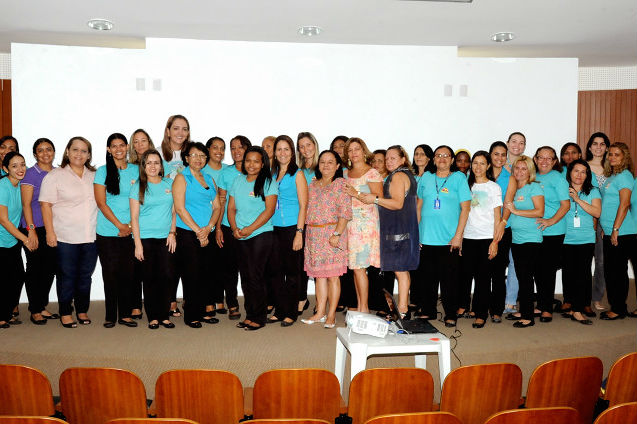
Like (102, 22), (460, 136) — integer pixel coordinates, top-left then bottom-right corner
(435, 175), (449, 200)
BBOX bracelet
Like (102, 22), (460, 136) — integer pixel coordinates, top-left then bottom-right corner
(374, 196), (379, 205)
(296, 227), (304, 233)
(169, 231), (176, 235)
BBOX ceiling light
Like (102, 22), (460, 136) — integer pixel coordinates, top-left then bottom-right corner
(491, 32), (515, 42)
(298, 26), (322, 37)
(87, 18), (114, 31)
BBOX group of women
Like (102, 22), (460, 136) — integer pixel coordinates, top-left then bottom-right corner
(1, 124), (636, 331)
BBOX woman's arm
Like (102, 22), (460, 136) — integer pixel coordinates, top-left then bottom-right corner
(610, 188), (632, 246)
(569, 189), (601, 218)
(328, 216), (351, 248)
(293, 172), (309, 251)
(94, 184), (131, 237)
(20, 184), (39, 250)
(215, 187), (227, 247)
(505, 194), (545, 218)
(130, 198), (144, 261)
(359, 173), (409, 210)
(40, 202), (57, 247)
(416, 198), (423, 223)
(450, 200), (470, 252)
(237, 195), (277, 239)
(172, 174), (202, 233)
(167, 206), (177, 253)
(0, 205), (30, 248)
(488, 205), (502, 259)
(536, 199), (569, 231)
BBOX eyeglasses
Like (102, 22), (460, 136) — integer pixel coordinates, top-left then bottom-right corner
(435, 153), (451, 159)
(536, 156), (555, 161)
(188, 154), (207, 160)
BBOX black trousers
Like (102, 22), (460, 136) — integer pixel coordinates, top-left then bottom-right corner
(511, 242), (541, 321)
(415, 245), (461, 321)
(368, 266), (395, 311)
(0, 244), (24, 322)
(270, 226), (303, 320)
(603, 234), (637, 316)
(462, 238), (500, 320)
(20, 227), (56, 314)
(457, 251), (473, 312)
(562, 243), (594, 313)
(208, 237), (224, 306)
(176, 228), (213, 324)
(535, 234), (564, 313)
(217, 225), (239, 309)
(96, 235), (135, 322)
(491, 228), (511, 314)
(131, 259), (143, 311)
(139, 238), (175, 322)
(237, 232), (273, 326)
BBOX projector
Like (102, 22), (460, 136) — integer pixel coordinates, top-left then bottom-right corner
(345, 311), (389, 338)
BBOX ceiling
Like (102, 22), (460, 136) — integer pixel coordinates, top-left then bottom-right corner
(1, 0), (636, 67)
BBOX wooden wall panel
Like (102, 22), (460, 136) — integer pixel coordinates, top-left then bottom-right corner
(0, 79), (11, 137)
(578, 89), (637, 166)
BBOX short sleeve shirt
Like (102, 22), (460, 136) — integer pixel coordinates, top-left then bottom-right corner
(0, 177), (22, 247)
(20, 164), (52, 228)
(464, 181), (502, 240)
(564, 188), (601, 245)
(129, 178), (174, 239)
(229, 175), (278, 240)
(509, 182), (544, 244)
(175, 167), (217, 230)
(536, 170), (569, 236)
(600, 169), (637, 235)
(218, 165), (242, 227)
(94, 164), (139, 237)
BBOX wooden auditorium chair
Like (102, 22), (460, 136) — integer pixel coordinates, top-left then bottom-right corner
(593, 401), (637, 424)
(603, 352), (637, 406)
(0, 418), (67, 424)
(483, 407), (582, 424)
(0, 364), (56, 416)
(107, 419), (200, 424)
(363, 412), (462, 424)
(244, 420), (330, 424)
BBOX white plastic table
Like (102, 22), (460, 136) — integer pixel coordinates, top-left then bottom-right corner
(334, 326), (451, 395)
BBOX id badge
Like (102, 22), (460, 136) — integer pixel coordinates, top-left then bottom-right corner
(434, 198), (441, 209)
(573, 216), (580, 228)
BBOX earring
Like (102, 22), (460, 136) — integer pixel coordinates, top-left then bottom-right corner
(348, 159), (352, 167)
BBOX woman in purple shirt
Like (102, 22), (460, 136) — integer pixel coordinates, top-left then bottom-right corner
(20, 138), (59, 325)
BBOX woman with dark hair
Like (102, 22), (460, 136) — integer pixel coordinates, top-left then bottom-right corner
(503, 156), (544, 328)
(173, 142), (221, 328)
(412, 144), (434, 182)
(302, 150), (352, 328)
(560, 142), (582, 171)
(203, 136), (227, 316)
(267, 135), (308, 327)
(344, 137), (383, 314)
(415, 145), (471, 327)
(330, 136), (348, 164)
(0, 151), (29, 328)
(532, 146), (570, 321)
(599, 142), (636, 320)
(20, 139), (58, 324)
(40, 137), (98, 328)
(261, 136), (275, 163)
(360, 145), (418, 316)
(215, 135), (252, 320)
(161, 115), (190, 179)
(371, 149), (389, 180)
(504, 132), (526, 172)
(562, 159), (601, 325)
(129, 150), (177, 330)
(460, 151), (503, 328)
(228, 146), (278, 331)
(455, 149), (471, 175)
(0, 136), (19, 177)
(94, 133), (138, 328)
(586, 131), (611, 313)
(128, 129), (155, 165)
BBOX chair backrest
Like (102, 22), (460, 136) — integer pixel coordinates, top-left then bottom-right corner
(525, 356), (603, 424)
(107, 420), (200, 424)
(59, 367), (148, 424)
(348, 368), (434, 424)
(252, 369), (342, 421)
(154, 369), (244, 424)
(0, 418), (67, 424)
(245, 420), (331, 424)
(0, 364), (55, 415)
(484, 407), (581, 424)
(439, 363), (522, 424)
(594, 402), (637, 424)
(364, 412), (463, 424)
(605, 352), (637, 406)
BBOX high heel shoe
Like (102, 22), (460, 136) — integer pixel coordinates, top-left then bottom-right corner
(301, 315), (327, 325)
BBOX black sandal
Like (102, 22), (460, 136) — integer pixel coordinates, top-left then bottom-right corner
(229, 307), (241, 320)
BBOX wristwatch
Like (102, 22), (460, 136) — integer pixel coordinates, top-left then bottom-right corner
(612, 227), (620, 232)
(374, 196), (379, 205)
(296, 227), (304, 233)
(332, 231), (341, 237)
(27, 224), (35, 231)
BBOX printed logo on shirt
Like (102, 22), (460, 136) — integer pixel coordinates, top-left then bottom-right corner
(517, 196), (524, 201)
(440, 187), (449, 194)
(131, 179), (136, 185)
(249, 191), (255, 197)
(165, 189), (171, 194)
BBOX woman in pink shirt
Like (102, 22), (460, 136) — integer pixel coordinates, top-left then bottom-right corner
(40, 137), (98, 328)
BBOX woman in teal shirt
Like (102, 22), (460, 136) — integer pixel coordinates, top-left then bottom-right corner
(228, 146), (278, 331)
(415, 145), (471, 327)
(0, 152), (29, 328)
(503, 155), (544, 328)
(173, 142), (221, 328)
(533, 146), (570, 321)
(130, 150), (177, 330)
(599, 142), (636, 320)
(562, 160), (601, 325)
(94, 133), (139, 328)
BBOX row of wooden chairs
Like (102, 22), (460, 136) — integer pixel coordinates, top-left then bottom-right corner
(1, 404), (637, 424)
(1, 352), (635, 424)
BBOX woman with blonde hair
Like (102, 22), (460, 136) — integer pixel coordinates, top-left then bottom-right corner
(161, 114), (190, 179)
(128, 129), (155, 165)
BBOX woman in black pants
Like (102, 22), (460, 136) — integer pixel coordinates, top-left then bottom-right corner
(228, 146), (278, 331)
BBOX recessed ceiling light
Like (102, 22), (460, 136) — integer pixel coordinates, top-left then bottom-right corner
(298, 26), (322, 37)
(491, 32), (515, 42)
(87, 18), (114, 31)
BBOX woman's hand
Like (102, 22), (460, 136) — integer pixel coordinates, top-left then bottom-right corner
(215, 228), (224, 247)
(196, 225), (211, 240)
(292, 232), (303, 251)
(611, 229), (619, 246)
(449, 235), (463, 254)
(488, 241), (499, 260)
(329, 234), (341, 248)
(536, 218), (553, 231)
(167, 233), (176, 253)
(568, 187), (580, 202)
(344, 183), (359, 198)
(45, 231), (57, 247)
(237, 227), (253, 239)
(504, 201), (516, 214)
(27, 230), (39, 251)
(358, 192), (375, 204)
(493, 220), (506, 243)
(134, 242), (144, 261)
(117, 223), (132, 237)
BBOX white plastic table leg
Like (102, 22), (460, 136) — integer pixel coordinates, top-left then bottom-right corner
(335, 337), (347, 395)
(414, 353), (427, 369)
(438, 338), (451, 383)
(348, 343), (368, 382)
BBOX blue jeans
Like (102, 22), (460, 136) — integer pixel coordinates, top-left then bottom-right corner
(56, 241), (98, 316)
(505, 249), (519, 306)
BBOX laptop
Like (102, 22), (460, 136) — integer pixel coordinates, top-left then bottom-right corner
(383, 289), (439, 334)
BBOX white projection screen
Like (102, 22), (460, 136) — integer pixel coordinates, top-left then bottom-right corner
(12, 39), (578, 300)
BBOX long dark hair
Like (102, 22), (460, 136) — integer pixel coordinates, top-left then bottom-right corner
(412, 144), (435, 175)
(272, 135), (298, 179)
(559, 142), (582, 168)
(161, 114), (190, 161)
(1, 151), (25, 179)
(314, 150), (344, 182)
(467, 150), (494, 188)
(585, 131), (610, 161)
(105, 133), (128, 195)
(0, 135), (19, 153)
(241, 146), (272, 201)
(231, 135), (252, 164)
(566, 159), (594, 195)
(138, 150), (164, 205)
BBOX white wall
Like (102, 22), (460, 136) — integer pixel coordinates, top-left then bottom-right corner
(12, 39), (579, 302)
